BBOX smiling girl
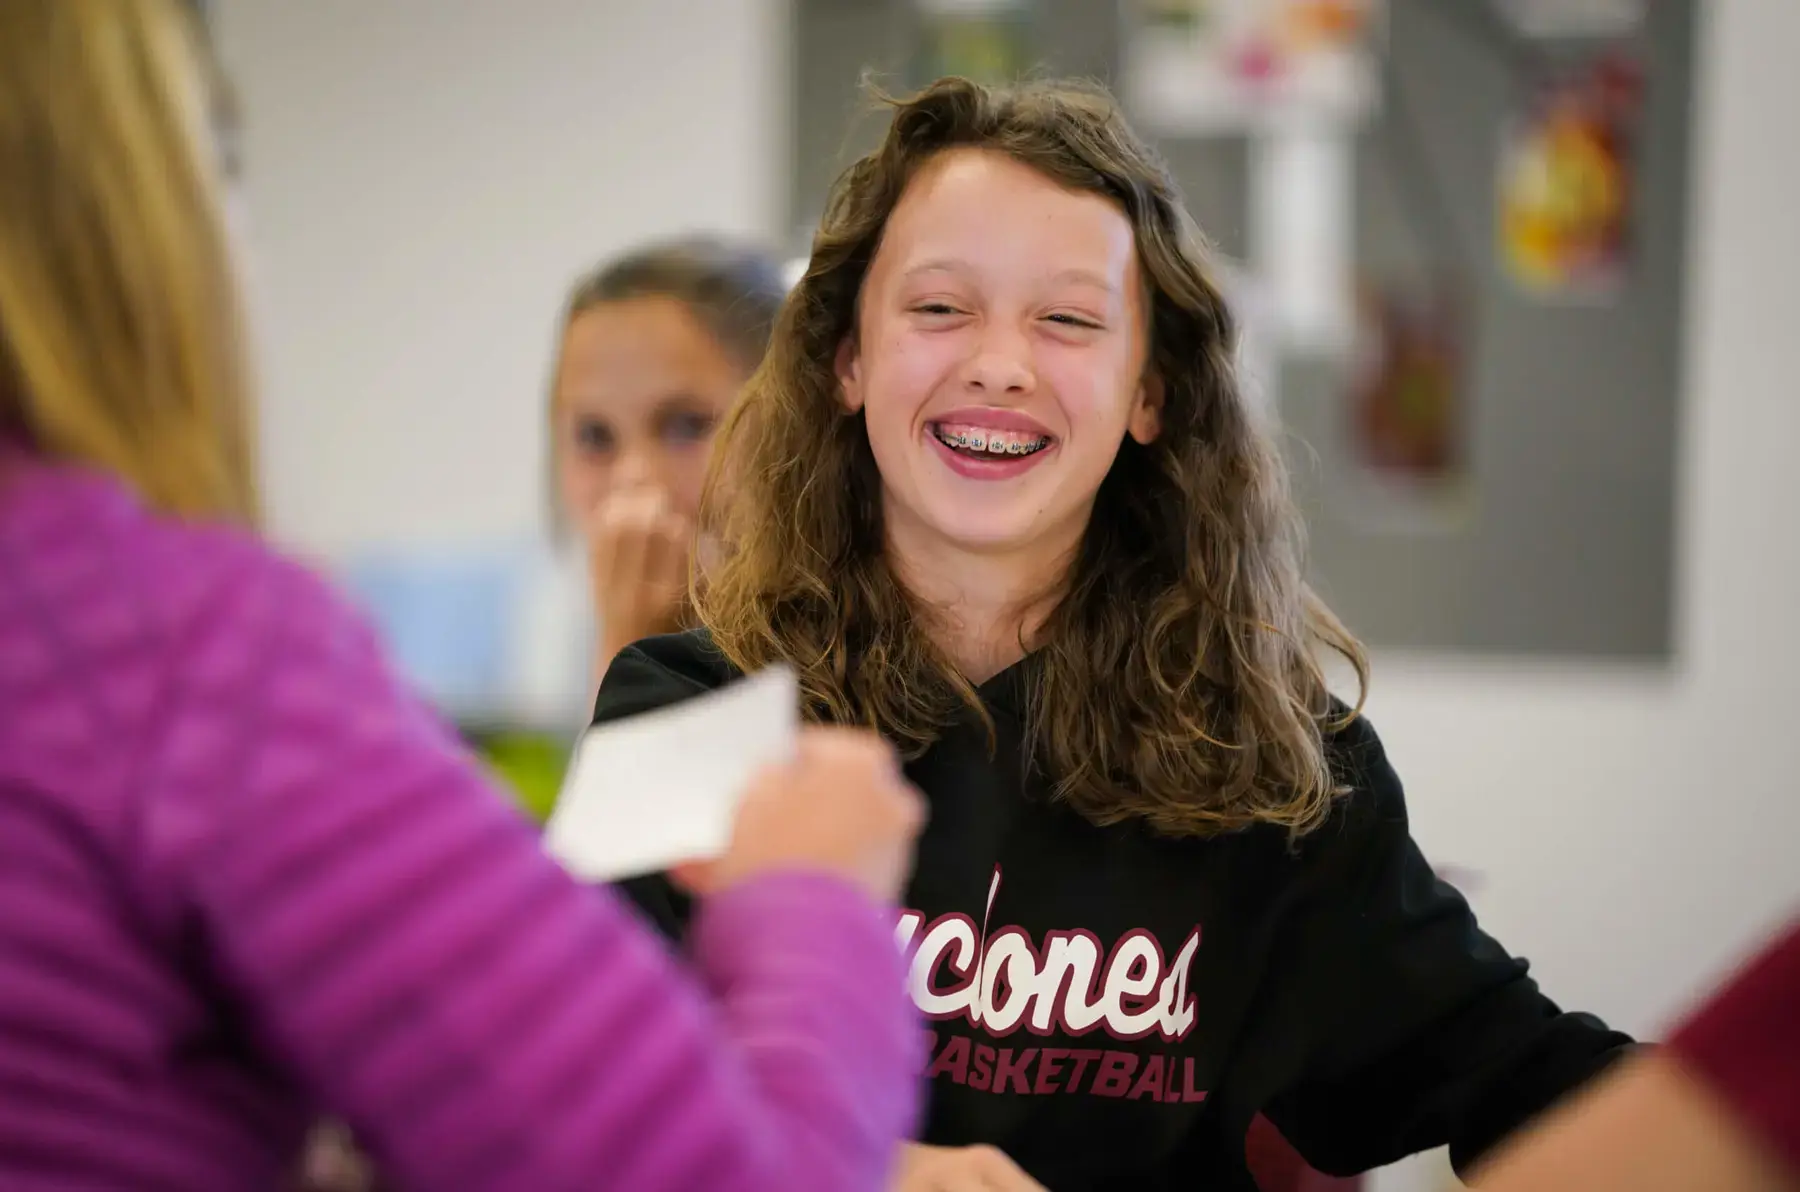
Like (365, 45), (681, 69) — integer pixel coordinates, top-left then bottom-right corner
(594, 78), (1631, 1192)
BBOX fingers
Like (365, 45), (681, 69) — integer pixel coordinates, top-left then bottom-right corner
(716, 725), (925, 903)
(667, 860), (719, 896)
(588, 486), (692, 636)
(592, 487), (688, 580)
(893, 1144), (1045, 1192)
(794, 726), (922, 831)
(795, 723), (901, 772)
(928, 1152), (1044, 1192)
(960, 1145), (1046, 1192)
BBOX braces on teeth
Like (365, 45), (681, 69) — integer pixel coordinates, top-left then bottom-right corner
(937, 428), (1048, 455)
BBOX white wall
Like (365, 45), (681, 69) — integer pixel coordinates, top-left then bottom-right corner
(215, 0), (790, 554)
(219, 0), (1796, 1182)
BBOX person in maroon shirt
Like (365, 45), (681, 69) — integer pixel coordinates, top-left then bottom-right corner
(1473, 916), (1798, 1191)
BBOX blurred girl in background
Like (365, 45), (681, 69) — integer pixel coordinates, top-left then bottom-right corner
(351, 240), (787, 815)
(475, 238), (788, 828)
(548, 236), (788, 682)
(0, 2), (923, 1189)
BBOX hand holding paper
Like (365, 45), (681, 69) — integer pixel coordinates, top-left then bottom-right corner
(713, 725), (923, 903)
(546, 667), (925, 901)
(546, 667), (800, 883)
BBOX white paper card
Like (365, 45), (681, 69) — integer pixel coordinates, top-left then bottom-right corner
(544, 666), (798, 882)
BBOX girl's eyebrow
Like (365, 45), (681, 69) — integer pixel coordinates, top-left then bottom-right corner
(901, 258), (972, 282)
(902, 258), (1119, 297)
(1046, 267), (1118, 295)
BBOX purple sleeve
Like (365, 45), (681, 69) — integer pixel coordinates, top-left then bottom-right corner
(135, 552), (921, 1192)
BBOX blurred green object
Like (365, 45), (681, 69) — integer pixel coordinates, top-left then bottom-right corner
(469, 729), (569, 825)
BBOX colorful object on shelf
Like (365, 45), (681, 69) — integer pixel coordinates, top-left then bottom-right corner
(1340, 274), (1474, 532)
(1498, 52), (1644, 300)
(1125, 0), (1384, 136)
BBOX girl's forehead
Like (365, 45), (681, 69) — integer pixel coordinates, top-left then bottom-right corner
(557, 300), (739, 409)
(876, 149), (1139, 288)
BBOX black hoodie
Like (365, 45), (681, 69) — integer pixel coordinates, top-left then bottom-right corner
(596, 629), (1631, 1191)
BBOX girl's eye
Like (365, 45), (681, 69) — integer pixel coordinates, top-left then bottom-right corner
(1045, 313), (1102, 330)
(661, 410), (716, 444)
(574, 418), (614, 454)
(913, 303), (962, 316)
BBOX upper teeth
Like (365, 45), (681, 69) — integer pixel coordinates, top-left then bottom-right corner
(936, 426), (1048, 454)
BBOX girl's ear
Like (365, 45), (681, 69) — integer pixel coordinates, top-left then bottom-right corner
(1127, 372), (1165, 445)
(835, 336), (865, 413)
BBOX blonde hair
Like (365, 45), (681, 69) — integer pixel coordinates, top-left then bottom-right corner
(0, 0), (258, 522)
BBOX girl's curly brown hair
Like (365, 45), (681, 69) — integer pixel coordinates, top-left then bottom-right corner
(695, 76), (1368, 839)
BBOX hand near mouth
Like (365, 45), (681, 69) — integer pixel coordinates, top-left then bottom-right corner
(585, 485), (692, 679)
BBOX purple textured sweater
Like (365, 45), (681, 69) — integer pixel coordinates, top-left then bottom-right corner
(0, 449), (920, 1191)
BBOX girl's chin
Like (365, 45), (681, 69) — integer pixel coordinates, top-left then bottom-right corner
(911, 509), (1059, 556)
